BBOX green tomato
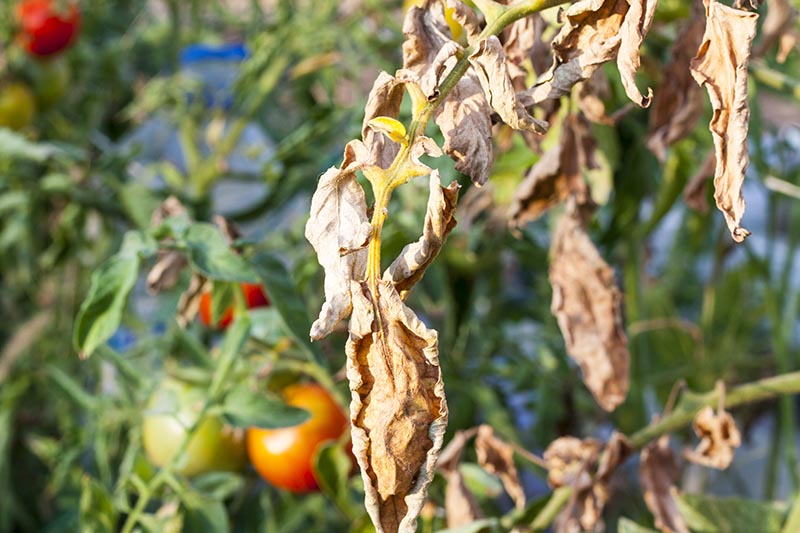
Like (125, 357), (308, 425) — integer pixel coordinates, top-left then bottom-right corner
(142, 377), (246, 477)
(0, 81), (36, 130)
(30, 57), (70, 109)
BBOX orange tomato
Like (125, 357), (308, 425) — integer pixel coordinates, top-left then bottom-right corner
(198, 282), (270, 329)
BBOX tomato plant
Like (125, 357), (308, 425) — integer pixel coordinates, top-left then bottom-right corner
(15, 0), (81, 57)
(247, 382), (349, 492)
(142, 377), (247, 477)
(29, 56), (70, 109)
(0, 81), (36, 130)
(198, 282), (270, 329)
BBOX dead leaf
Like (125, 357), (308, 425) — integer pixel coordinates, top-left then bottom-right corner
(777, 31), (798, 63)
(446, 0), (481, 44)
(690, 0), (758, 242)
(640, 435), (689, 533)
(305, 141), (373, 340)
(646, 1), (706, 162)
(384, 171), (460, 299)
(549, 211), (629, 412)
(362, 72), (407, 169)
(509, 113), (595, 228)
(684, 405), (741, 469)
(577, 70), (614, 125)
(475, 425), (526, 510)
(438, 429), (483, 528)
(469, 36), (549, 134)
(523, 0), (656, 108)
(502, 13), (553, 82)
(755, 0), (795, 59)
(176, 274), (209, 328)
(347, 279), (448, 533)
(146, 196), (189, 293)
(683, 151), (715, 212)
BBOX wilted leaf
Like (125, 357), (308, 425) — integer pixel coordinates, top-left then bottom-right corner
(549, 212), (629, 411)
(347, 279), (447, 533)
(646, 2), (706, 162)
(683, 151), (715, 212)
(469, 36), (549, 134)
(363, 72), (407, 169)
(690, 0), (758, 242)
(683, 405), (741, 469)
(523, 0), (656, 107)
(384, 171), (460, 299)
(474, 425), (525, 510)
(446, 0), (481, 43)
(640, 436), (689, 533)
(577, 70), (614, 125)
(508, 113), (595, 227)
(146, 196), (189, 292)
(176, 274), (209, 328)
(305, 141), (373, 340)
(501, 12), (553, 82)
(438, 429), (483, 528)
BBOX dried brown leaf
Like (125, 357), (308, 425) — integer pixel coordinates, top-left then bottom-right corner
(176, 274), (209, 328)
(502, 13), (553, 82)
(684, 405), (741, 469)
(147, 196), (189, 293)
(690, 0), (758, 242)
(438, 429), (483, 528)
(755, 0), (795, 59)
(509, 113), (595, 228)
(363, 72), (407, 169)
(475, 425), (525, 510)
(640, 435), (689, 533)
(384, 171), (460, 299)
(469, 36), (549, 134)
(577, 70), (614, 125)
(523, 0), (656, 108)
(347, 279), (448, 533)
(646, 1), (706, 161)
(549, 212), (629, 412)
(305, 141), (372, 340)
(446, 0), (481, 43)
(684, 151), (715, 212)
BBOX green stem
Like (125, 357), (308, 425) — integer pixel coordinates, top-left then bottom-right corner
(530, 486), (572, 531)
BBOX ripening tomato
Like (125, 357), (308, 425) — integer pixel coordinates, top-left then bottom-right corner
(15, 0), (81, 57)
(198, 282), (270, 329)
(0, 81), (36, 131)
(247, 383), (349, 492)
(142, 377), (247, 477)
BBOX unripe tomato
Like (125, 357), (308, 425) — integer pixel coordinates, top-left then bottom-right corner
(0, 82), (36, 131)
(15, 0), (81, 58)
(247, 383), (349, 492)
(142, 377), (246, 477)
(198, 282), (270, 330)
(30, 56), (70, 109)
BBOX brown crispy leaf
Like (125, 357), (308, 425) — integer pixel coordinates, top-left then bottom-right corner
(363, 72), (407, 169)
(684, 151), (715, 212)
(509, 113), (595, 228)
(523, 0), (656, 108)
(176, 274), (209, 328)
(502, 13), (553, 82)
(347, 279), (448, 533)
(305, 141), (372, 340)
(690, 0), (758, 242)
(755, 0), (795, 60)
(646, 1), (705, 161)
(469, 36), (549, 134)
(684, 405), (741, 469)
(384, 171), (460, 299)
(549, 211), (629, 412)
(640, 436), (689, 533)
(446, 0), (482, 43)
(438, 429), (483, 528)
(577, 70), (614, 125)
(475, 425), (525, 510)
(146, 196), (189, 293)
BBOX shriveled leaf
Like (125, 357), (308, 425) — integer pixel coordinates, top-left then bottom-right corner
(646, 2), (705, 162)
(501, 13), (553, 82)
(305, 141), (372, 340)
(347, 279), (447, 533)
(363, 73), (407, 168)
(469, 36), (549, 134)
(549, 212), (629, 412)
(438, 429), (483, 528)
(683, 151), (715, 212)
(524, 0), (656, 107)
(474, 425), (525, 510)
(176, 274), (209, 328)
(508, 113), (595, 227)
(384, 171), (460, 299)
(146, 196), (189, 292)
(446, 0), (482, 43)
(577, 70), (615, 125)
(683, 406), (741, 469)
(640, 436), (689, 533)
(690, 0), (758, 242)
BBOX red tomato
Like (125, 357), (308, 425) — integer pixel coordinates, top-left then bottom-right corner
(247, 383), (349, 493)
(198, 282), (270, 329)
(16, 0), (81, 57)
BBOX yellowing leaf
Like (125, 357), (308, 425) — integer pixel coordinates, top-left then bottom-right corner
(368, 117), (408, 145)
(690, 0), (758, 242)
(363, 73), (408, 169)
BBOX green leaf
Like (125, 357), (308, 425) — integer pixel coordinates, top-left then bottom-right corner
(617, 517), (659, 533)
(251, 251), (324, 366)
(79, 475), (118, 533)
(221, 385), (309, 429)
(315, 441), (356, 518)
(211, 281), (235, 325)
(0, 128), (75, 162)
(675, 493), (787, 533)
(181, 492), (229, 533)
(783, 490), (800, 533)
(73, 232), (156, 358)
(435, 518), (499, 533)
(191, 472), (245, 501)
(183, 223), (257, 282)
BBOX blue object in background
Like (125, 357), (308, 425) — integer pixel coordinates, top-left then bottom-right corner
(180, 43), (250, 109)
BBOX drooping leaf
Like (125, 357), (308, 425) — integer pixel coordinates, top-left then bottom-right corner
(384, 171), (460, 299)
(548, 211), (629, 411)
(683, 405), (741, 470)
(305, 141), (372, 340)
(755, 0), (794, 59)
(363, 72), (407, 169)
(221, 385), (309, 429)
(639, 435), (689, 533)
(474, 425), (525, 510)
(683, 151), (715, 212)
(347, 279), (448, 533)
(437, 429), (483, 529)
(146, 196), (189, 292)
(690, 0), (758, 242)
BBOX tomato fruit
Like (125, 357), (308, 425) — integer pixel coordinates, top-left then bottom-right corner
(0, 82), (36, 131)
(198, 282), (270, 329)
(30, 56), (70, 109)
(142, 377), (246, 477)
(247, 383), (349, 492)
(15, 0), (81, 57)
